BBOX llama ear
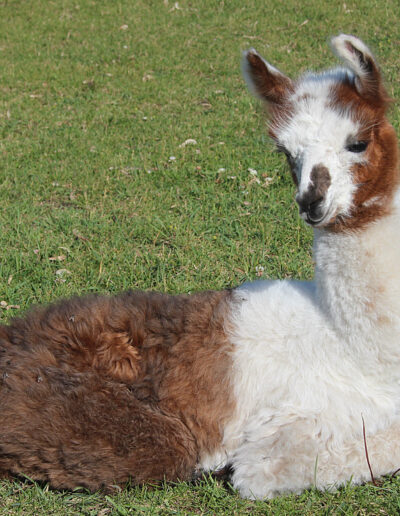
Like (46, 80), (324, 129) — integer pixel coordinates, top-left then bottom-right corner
(242, 49), (293, 105)
(330, 34), (387, 103)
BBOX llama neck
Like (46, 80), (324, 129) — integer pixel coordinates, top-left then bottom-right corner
(314, 193), (400, 373)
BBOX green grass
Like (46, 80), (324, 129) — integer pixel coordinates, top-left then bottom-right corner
(0, 0), (400, 513)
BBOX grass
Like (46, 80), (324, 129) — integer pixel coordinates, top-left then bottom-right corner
(0, 0), (400, 513)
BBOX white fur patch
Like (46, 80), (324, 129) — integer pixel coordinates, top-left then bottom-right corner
(215, 203), (400, 499)
(232, 34), (400, 500)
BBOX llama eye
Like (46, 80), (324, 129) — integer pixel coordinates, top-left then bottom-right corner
(346, 141), (369, 153)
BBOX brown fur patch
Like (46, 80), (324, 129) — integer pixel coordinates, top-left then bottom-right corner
(94, 331), (141, 382)
(330, 120), (399, 232)
(245, 51), (293, 105)
(323, 77), (399, 232)
(328, 66), (391, 116)
(0, 289), (234, 490)
(297, 164), (331, 218)
(311, 165), (331, 193)
(344, 40), (390, 108)
(244, 50), (294, 139)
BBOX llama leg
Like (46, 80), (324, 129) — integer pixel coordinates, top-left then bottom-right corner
(315, 417), (400, 491)
(231, 412), (400, 499)
(230, 412), (319, 499)
(0, 369), (198, 490)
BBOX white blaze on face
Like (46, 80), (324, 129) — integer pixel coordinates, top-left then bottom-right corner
(274, 70), (365, 221)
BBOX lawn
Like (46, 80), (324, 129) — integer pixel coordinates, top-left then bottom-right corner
(0, 0), (400, 513)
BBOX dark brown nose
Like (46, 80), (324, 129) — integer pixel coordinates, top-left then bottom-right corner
(297, 195), (325, 222)
(296, 164), (331, 223)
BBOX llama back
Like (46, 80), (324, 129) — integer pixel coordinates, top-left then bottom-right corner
(0, 289), (235, 489)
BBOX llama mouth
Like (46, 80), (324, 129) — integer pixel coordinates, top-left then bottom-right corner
(298, 198), (334, 228)
(300, 210), (326, 226)
(305, 217), (323, 226)
(304, 207), (333, 227)
(305, 216), (324, 226)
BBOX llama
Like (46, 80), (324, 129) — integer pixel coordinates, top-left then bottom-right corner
(0, 34), (399, 499)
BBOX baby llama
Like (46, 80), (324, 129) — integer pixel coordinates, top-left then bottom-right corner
(0, 34), (400, 499)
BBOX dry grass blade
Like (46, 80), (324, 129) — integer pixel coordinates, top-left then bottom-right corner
(362, 415), (377, 486)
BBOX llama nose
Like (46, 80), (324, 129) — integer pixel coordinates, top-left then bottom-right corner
(296, 194), (324, 222)
(296, 164), (331, 223)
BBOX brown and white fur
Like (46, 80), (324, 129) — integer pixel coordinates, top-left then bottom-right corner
(1, 34), (400, 499)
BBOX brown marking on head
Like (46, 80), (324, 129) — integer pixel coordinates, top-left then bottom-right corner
(328, 75), (390, 125)
(328, 113), (399, 232)
(297, 164), (331, 223)
(325, 35), (399, 231)
(310, 164), (331, 198)
(0, 289), (235, 489)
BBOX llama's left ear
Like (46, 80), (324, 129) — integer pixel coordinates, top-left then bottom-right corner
(242, 49), (293, 106)
(330, 34), (388, 104)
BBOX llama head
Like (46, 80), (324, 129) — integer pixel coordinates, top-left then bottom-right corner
(242, 35), (399, 231)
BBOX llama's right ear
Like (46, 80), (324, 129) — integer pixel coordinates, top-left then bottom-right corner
(330, 34), (388, 105)
(242, 49), (293, 105)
